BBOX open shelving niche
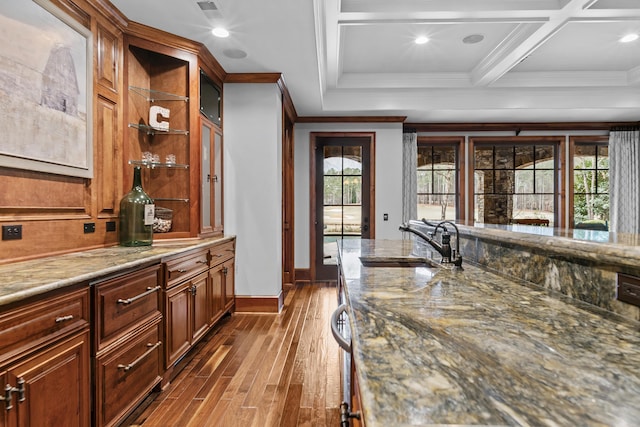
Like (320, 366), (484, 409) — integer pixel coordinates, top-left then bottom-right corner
(126, 46), (193, 237)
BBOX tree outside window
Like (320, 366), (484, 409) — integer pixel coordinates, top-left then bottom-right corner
(573, 143), (609, 229)
(417, 145), (457, 220)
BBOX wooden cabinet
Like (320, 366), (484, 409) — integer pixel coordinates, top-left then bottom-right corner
(92, 265), (163, 427)
(209, 257), (234, 323)
(94, 320), (162, 427)
(165, 249), (209, 288)
(124, 38), (195, 239)
(200, 116), (224, 236)
(210, 241), (235, 316)
(121, 29), (228, 241)
(164, 271), (209, 367)
(163, 239), (235, 371)
(222, 258), (235, 312)
(4, 331), (89, 427)
(0, 288), (90, 427)
(163, 249), (210, 368)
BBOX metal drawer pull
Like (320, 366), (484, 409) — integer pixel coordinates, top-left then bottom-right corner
(196, 260), (207, 264)
(55, 315), (74, 323)
(331, 304), (351, 353)
(117, 341), (162, 372)
(176, 268), (187, 273)
(1, 377), (25, 411)
(117, 286), (161, 305)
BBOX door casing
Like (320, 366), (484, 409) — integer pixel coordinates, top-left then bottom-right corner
(310, 132), (376, 282)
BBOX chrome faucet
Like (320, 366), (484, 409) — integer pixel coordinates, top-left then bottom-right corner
(399, 219), (463, 270)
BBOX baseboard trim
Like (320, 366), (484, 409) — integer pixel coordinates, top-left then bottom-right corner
(235, 292), (283, 313)
(294, 268), (310, 284)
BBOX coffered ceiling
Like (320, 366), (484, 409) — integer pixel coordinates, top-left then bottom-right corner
(110, 0), (640, 123)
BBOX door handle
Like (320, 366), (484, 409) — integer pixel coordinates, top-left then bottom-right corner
(361, 224), (369, 232)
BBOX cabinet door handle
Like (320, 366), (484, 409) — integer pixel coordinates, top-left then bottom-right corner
(117, 341), (162, 372)
(117, 286), (161, 305)
(1, 377), (25, 411)
(55, 315), (74, 323)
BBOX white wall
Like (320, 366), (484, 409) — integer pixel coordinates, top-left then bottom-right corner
(223, 83), (282, 297)
(294, 122), (404, 269)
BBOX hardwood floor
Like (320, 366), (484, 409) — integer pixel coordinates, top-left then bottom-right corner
(127, 282), (342, 427)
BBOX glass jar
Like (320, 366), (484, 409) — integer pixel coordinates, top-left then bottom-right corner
(119, 166), (154, 246)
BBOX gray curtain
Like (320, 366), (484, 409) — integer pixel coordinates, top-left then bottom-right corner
(609, 128), (640, 233)
(402, 132), (417, 237)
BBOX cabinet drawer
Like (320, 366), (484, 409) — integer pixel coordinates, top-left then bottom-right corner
(94, 264), (162, 352)
(95, 319), (162, 427)
(0, 287), (89, 363)
(210, 241), (235, 265)
(165, 249), (209, 288)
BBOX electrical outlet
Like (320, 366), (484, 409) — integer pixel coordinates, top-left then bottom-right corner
(84, 223), (96, 234)
(2, 225), (22, 240)
(106, 221), (116, 232)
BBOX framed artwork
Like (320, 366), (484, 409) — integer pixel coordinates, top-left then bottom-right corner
(0, 0), (93, 178)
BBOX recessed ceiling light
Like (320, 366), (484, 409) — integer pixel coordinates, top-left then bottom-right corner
(463, 34), (485, 44)
(415, 36), (429, 45)
(620, 33), (639, 43)
(212, 27), (229, 38)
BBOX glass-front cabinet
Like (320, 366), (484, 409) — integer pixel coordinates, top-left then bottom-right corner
(200, 116), (223, 236)
(199, 67), (223, 237)
(123, 39), (225, 239)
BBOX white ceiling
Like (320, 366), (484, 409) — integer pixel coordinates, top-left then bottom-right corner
(109, 0), (640, 123)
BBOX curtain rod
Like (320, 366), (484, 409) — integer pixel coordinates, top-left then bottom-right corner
(611, 125), (640, 132)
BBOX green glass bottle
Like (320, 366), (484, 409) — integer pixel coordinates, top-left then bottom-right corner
(119, 166), (154, 246)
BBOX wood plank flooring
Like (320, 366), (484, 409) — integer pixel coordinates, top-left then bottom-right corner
(127, 282), (342, 427)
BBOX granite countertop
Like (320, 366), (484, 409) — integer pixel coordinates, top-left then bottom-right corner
(0, 236), (234, 307)
(338, 239), (640, 427)
(447, 222), (640, 270)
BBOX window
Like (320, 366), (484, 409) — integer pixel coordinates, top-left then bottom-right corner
(417, 139), (462, 221)
(571, 137), (609, 230)
(471, 138), (560, 226)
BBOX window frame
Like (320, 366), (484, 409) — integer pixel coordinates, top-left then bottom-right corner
(569, 135), (609, 228)
(468, 136), (565, 227)
(416, 137), (465, 221)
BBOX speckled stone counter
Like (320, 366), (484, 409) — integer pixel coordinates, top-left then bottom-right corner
(409, 222), (640, 322)
(338, 239), (640, 427)
(0, 236), (234, 307)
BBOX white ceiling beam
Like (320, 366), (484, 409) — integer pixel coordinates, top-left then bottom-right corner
(341, 0), (565, 13)
(318, 0), (341, 90)
(320, 86), (640, 111)
(338, 11), (549, 24)
(469, 0), (605, 87)
(338, 72), (471, 89)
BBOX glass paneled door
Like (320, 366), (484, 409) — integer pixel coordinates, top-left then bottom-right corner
(313, 135), (373, 280)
